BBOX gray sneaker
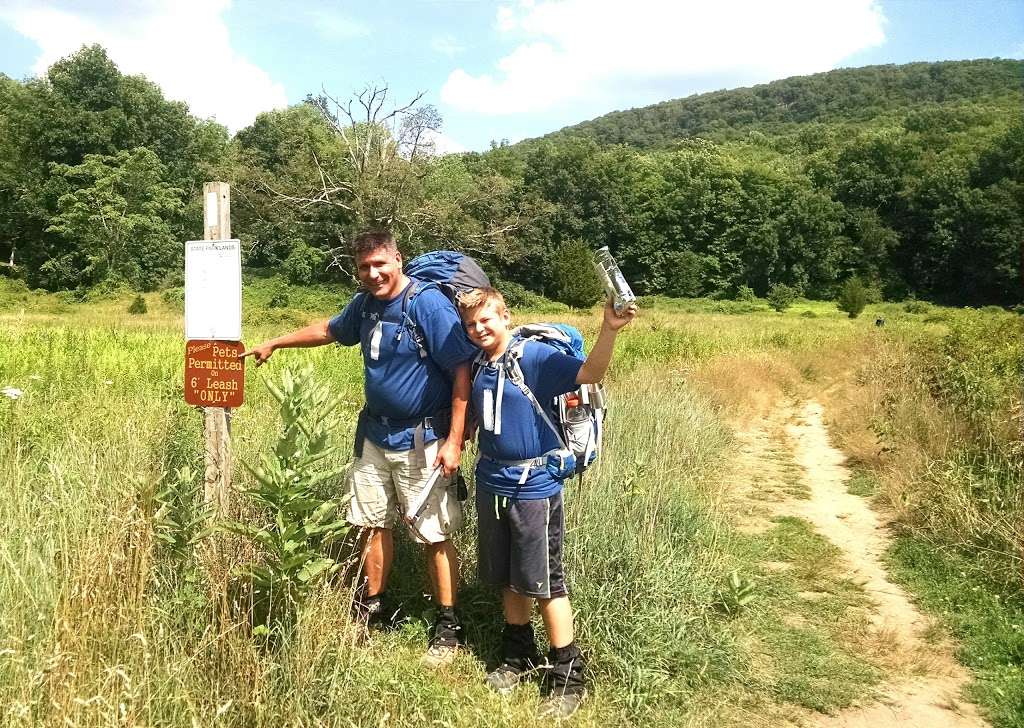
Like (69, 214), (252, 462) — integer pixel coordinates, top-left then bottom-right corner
(485, 664), (524, 695)
(536, 689), (587, 720)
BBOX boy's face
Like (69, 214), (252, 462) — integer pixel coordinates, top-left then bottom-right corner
(462, 301), (510, 354)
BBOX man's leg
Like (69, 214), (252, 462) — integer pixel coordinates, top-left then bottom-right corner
(394, 440), (465, 667)
(361, 526), (394, 597)
(347, 440), (398, 628)
(425, 539), (459, 607)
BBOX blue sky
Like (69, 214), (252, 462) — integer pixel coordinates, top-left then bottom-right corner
(0, 1), (1021, 152)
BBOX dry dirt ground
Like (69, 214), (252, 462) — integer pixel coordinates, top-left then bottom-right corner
(728, 398), (988, 728)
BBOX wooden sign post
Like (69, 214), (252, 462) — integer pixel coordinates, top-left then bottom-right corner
(197, 182), (235, 516)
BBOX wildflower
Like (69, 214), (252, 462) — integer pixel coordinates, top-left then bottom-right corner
(104, 380), (113, 385)
(28, 375), (41, 381)
(2, 386), (23, 400)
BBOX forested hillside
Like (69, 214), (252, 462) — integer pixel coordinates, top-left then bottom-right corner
(540, 59), (1024, 147)
(1, 47), (1021, 305)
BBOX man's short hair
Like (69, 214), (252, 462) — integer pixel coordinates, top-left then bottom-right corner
(351, 230), (398, 258)
(458, 287), (506, 316)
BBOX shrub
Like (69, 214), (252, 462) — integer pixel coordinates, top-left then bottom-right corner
(0, 262), (25, 280)
(223, 366), (350, 633)
(734, 285), (756, 303)
(283, 242), (326, 285)
(128, 294), (148, 314)
(709, 300), (762, 314)
(267, 283), (290, 309)
(903, 299), (931, 314)
(837, 276), (869, 318)
(492, 279), (543, 308)
(766, 283), (798, 312)
(548, 239), (604, 308)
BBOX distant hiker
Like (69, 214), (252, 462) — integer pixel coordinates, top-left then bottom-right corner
(458, 287), (637, 719)
(240, 231), (477, 667)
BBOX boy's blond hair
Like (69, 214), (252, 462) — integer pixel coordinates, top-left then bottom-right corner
(457, 286), (507, 316)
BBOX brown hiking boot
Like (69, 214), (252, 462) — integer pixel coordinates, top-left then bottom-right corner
(421, 606), (463, 669)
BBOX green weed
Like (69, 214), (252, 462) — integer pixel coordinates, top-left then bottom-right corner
(887, 537), (1024, 728)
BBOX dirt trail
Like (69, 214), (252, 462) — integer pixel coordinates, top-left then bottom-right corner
(731, 399), (987, 728)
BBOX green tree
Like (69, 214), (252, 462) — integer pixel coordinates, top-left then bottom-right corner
(766, 283), (798, 312)
(46, 147), (183, 289)
(548, 239), (604, 308)
(837, 276), (869, 318)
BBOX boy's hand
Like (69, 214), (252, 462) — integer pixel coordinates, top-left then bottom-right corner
(435, 439), (462, 477)
(239, 342), (275, 367)
(603, 299), (638, 331)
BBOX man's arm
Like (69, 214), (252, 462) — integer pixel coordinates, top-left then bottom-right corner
(576, 300), (638, 385)
(239, 319), (336, 367)
(435, 361), (470, 476)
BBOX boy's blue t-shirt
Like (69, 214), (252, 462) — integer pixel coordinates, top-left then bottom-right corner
(473, 339), (584, 499)
(328, 280), (477, 451)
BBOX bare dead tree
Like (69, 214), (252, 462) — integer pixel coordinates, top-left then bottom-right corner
(247, 82), (532, 276)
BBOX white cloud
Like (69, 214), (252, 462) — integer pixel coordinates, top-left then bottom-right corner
(0, 0), (288, 132)
(442, 0), (887, 114)
(423, 128), (467, 156)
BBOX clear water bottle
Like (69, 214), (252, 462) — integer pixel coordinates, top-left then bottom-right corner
(593, 246), (636, 314)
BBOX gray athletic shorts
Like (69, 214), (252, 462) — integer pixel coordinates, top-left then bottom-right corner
(475, 489), (566, 599)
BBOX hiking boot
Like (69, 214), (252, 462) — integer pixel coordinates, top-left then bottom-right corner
(421, 606), (464, 668)
(539, 642), (586, 719)
(351, 591), (400, 632)
(486, 664), (526, 695)
(485, 622), (541, 695)
(536, 689), (587, 720)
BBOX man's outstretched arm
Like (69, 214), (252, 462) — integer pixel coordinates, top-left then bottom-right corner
(239, 319), (336, 367)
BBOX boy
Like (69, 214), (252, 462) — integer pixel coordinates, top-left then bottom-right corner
(458, 287), (637, 719)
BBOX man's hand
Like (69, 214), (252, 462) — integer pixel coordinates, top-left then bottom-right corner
(434, 439), (462, 477)
(603, 299), (638, 331)
(239, 342), (275, 367)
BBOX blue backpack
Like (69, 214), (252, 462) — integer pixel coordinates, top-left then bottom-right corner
(474, 323), (607, 479)
(360, 250), (489, 360)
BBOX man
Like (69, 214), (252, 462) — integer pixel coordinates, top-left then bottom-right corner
(458, 286), (637, 719)
(241, 231), (475, 667)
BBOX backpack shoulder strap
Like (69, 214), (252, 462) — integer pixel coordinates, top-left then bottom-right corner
(397, 280), (431, 358)
(504, 340), (567, 448)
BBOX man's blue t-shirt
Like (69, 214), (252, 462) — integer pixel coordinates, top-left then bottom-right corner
(473, 340), (584, 499)
(328, 280), (477, 451)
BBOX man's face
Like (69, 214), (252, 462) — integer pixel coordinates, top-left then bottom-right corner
(356, 246), (403, 299)
(462, 301), (510, 354)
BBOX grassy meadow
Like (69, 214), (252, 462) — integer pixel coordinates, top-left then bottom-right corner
(1, 276), (1021, 727)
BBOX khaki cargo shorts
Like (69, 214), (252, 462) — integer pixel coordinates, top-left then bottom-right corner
(346, 438), (464, 544)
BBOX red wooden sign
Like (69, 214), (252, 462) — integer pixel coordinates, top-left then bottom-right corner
(185, 340), (245, 407)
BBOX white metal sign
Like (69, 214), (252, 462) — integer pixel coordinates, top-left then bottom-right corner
(184, 239), (242, 340)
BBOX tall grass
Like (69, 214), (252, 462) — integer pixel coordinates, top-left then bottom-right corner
(0, 285), (882, 726)
(819, 307), (1024, 727)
